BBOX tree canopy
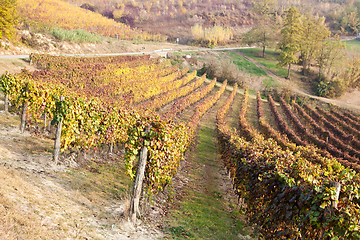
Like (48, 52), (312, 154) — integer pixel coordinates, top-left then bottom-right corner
(278, 7), (302, 80)
(0, 0), (17, 39)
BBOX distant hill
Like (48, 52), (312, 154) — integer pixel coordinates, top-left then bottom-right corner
(64, 0), (360, 42)
(65, 0), (255, 41)
(17, 0), (166, 41)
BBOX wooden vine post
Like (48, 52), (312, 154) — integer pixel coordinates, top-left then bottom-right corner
(4, 94), (8, 113)
(20, 83), (29, 133)
(330, 181), (341, 209)
(129, 125), (151, 223)
(53, 96), (65, 163)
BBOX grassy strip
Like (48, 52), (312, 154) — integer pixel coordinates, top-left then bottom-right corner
(50, 27), (104, 43)
(228, 51), (267, 77)
(166, 122), (251, 239)
(238, 48), (288, 77)
(345, 39), (360, 53)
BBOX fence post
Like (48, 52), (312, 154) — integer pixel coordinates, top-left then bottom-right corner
(129, 125), (151, 222)
(53, 96), (65, 163)
(20, 84), (29, 133)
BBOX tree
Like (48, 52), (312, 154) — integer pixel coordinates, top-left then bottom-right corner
(299, 15), (331, 75)
(278, 7), (302, 80)
(0, 0), (17, 39)
(315, 37), (345, 80)
(245, 0), (279, 58)
(341, 9), (360, 34)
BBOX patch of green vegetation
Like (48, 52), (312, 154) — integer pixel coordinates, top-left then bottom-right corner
(168, 191), (248, 240)
(228, 52), (267, 77)
(50, 27), (104, 44)
(345, 40), (360, 53)
(237, 48), (288, 77)
(263, 77), (278, 88)
(248, 89), (256, 96)
(196, 125), (215, 163)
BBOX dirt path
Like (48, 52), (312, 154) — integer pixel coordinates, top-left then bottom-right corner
(157, 89), (255, 239)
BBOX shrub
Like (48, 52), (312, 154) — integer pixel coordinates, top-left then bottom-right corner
(50, 27), (104, 43)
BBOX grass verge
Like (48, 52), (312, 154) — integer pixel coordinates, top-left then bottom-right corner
(228, 51), (267, 77)
(237, 48), (288, 77)
(345, 39), (360, 53)
(166, 117), (252, 239)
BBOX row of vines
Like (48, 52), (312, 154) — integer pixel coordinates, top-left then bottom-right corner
(216, 89), (360, 238)
(0, 53), (221, 195)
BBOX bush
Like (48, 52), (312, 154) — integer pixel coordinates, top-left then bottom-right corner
(198, 57), (245, 87)
(191, 24), (233, 47)
(314, 77), (346, 98)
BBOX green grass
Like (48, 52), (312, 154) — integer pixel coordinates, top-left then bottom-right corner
(166, 124), (251, 239)
(168, 191), (247, 239)
(345, 40), (360, 53)
(50, 27), (104, 43)
(263, 77), (278, 88)
(228, 51), (267, 77)
(237, 48), (288, 77)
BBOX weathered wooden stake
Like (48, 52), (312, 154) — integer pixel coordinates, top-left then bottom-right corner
(19, 84), (29, 133)
(20, 101), (28, 133)
(53, 96), (65, 163)
(129, 126), (151, 222)
(44, 112), (47, 129)
(330, 181), (341, 209)
(4, 94), (8, 113)
(109, 142), (114, 153)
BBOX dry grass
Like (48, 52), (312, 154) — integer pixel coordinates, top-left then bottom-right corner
(0, 167), (100, 239)
(0, 112), (155, 239)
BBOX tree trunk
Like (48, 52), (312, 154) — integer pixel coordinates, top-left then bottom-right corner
(302, 57), (307, 75)
(262, 32), (266, 58)
(287, 64), (291, 80)
(262, 46), (266, 59)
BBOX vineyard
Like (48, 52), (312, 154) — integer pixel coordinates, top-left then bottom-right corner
(1, 53), (360, 239)
(0, 53), (223, 196)
(217, 90), (360, 239)
(18, 0), (166, 41)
